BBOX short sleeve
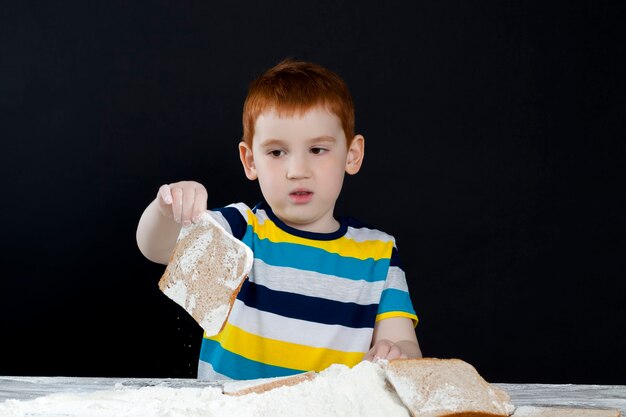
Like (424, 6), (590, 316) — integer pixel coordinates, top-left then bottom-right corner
(210, 203), (251, 241)
(376, 246), (419, 327)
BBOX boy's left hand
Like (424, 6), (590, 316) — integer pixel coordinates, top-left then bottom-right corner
(363, 339), (408, 361)
(363, 317), (422, 361)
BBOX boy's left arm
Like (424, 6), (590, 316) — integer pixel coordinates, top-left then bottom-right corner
(363, 317), (422, 361)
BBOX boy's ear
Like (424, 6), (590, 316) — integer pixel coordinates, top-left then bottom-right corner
(239, 141), (258, 180)
(345, 135), (365, 175)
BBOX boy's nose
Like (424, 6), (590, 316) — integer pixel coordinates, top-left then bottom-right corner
(286, 155), (311, 179)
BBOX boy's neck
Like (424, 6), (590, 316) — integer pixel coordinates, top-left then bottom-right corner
(260, 202), (345, 238)
(285, 217), (340, 234)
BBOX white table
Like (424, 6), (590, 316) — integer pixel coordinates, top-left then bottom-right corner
(1, 377), (624, 414)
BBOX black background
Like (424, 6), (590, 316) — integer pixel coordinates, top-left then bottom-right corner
(1, 1), (624, 384)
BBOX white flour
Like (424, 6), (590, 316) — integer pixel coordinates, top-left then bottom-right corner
(162, 280), (193, 313)
(198, 304), (229, 335)
(0, 362), (410, 417)
(177, 226), (214, 276)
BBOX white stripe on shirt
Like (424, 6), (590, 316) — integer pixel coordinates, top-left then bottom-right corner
(228, 299), (373, 353)
(250, 259), (385, 305)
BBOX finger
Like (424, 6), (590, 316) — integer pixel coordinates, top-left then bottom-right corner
(363, 344), (382, 362)
(365, 343), (390, 362)
(181, 186), (196, 226)
(192, 186), (208, 223)
(156, 184), (174, 218)
(158, 184), (173, 205)
(385, 345), (404, 360)
(374, 343), (392, 360)
(170, 187), (184, 223)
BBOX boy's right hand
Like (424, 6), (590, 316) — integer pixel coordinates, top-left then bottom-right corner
(157, 181), (208, 226)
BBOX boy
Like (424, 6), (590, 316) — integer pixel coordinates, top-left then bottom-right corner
(136, 59), (422, 381)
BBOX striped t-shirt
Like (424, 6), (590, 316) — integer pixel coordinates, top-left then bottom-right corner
(197, 201), (418, 381)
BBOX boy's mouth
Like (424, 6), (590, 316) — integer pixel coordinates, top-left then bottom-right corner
(289, 189), (313, 204)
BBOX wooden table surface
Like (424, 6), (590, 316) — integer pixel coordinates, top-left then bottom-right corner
(494, 383), (626, 413)
(1, 377), (624, 414)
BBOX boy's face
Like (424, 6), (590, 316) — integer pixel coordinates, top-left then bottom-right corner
(239, 106), (364, 233)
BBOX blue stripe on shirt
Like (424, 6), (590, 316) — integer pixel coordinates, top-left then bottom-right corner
(212, 206), (247, 240)
(249, 230), (390, 282)
(237, 280), (378, 329)
(389, 247), (403, 268)
(199, 338), (303, 379)
(377, 288), (416, 315)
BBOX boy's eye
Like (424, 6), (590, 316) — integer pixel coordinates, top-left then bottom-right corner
(269, 150), (284, 157)
(310, 147), (327, 155)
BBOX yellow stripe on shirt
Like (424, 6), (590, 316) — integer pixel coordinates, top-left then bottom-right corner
(375, 311), (419, 327)
(246, 211), (394, 261)
(207, 323), (365, 372)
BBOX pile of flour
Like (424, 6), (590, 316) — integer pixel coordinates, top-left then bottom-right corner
(0, 362), (410, 417)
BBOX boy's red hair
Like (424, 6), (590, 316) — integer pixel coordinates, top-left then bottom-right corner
(242, 59), (355, 146)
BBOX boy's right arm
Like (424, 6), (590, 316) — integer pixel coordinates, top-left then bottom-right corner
(136, 181), (208, 265)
